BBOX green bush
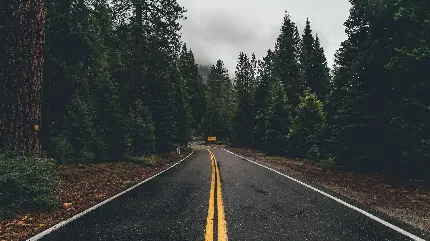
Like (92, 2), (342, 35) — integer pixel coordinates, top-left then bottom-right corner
(0, 153), (60, 219)
(128, 155), (159, 166)
(287, 89), (326, 160)
(51, 133), (74, 164)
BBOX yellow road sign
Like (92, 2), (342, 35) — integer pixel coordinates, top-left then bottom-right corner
(208, 137), (216, 141)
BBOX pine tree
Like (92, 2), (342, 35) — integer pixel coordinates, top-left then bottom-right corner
(328, 0), (394, 169)
(233, 52), (256, 146)
(172, 62), (192, 146)
(299, 18), (315, 89)
(146, 47), (178, 152)
(384, 0), (430, 175)
(311, 34), (330, 100)
(264, 81), (290, 156)
(204, 60), (234, 142)
(0, 0), (46, 155)
(178, 44), (207, 132)
(274, 11), (301, 111)
(252, 50), (275, 148)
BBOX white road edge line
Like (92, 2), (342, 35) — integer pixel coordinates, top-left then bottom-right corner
(27, 149), (195, 241)
(221, 148), (426, 241)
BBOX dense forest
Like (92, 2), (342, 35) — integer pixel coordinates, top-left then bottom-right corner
(1, 0), (209, 162)
(204, 0), (430, 178)
(0, 0), (429, 219)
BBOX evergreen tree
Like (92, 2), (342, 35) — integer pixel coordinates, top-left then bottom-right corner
(329, 0), (395, 169)
(299, 19), (330, 100)
(146, 47), (178, 152)
(327, 0), (373, 167)
(274, 11), (301, 110)
(172, 62), (192, 146)
(178, 44), (207, 132)
(204, 60), (234, 142)
(251, 50), (276, 149)
(384, 0), (430, 175)
(288, 89), (326, 160)
(233, 52), (256, 146)
(312, 34), (330, 100)
(0, 0), (46, 155)
(299, 18), (315, 90)
(263, 81), (290, 156)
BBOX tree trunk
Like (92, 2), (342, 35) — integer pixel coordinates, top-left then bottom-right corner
(0, 0), (46, 155)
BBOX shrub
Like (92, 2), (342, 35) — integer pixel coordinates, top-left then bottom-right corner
(0, 153), (60, 219)
(128, 155), (159, 166)
(51, 133), (74, 164)
(288, 89), (326, 160)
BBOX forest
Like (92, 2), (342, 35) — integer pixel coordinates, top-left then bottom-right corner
(206, 0), (430, 179)
(0, 0), (429, 224)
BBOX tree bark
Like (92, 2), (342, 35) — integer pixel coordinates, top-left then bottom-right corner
(0, 0), (46, 155)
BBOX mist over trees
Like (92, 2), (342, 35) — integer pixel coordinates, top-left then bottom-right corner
(210, 2), (430, 178)
(1, 0), (429, 179)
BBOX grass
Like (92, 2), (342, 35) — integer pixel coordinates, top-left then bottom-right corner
(127, 155), (160, 166)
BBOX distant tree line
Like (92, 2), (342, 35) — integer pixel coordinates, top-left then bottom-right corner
(204, 1), (430, 178)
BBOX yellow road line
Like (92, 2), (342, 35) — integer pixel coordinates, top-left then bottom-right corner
(214, 154), (228, 241)
(204, 148), (228, 241)
(205, 150), (215, 241)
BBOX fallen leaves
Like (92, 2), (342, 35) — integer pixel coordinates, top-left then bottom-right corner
(0, 149), (192, 241)
(227, 147), (430, 233)
(62, 203), (73, 209)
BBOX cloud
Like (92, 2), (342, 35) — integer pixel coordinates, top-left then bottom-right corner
(178, 0), (352, 77)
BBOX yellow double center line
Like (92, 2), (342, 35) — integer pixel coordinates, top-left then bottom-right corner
(205, 149), (228, 241)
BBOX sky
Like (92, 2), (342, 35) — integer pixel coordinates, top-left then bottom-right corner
(177, 0), (352, 76)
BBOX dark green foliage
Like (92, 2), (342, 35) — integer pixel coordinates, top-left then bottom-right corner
(288, 89), (326, 160)
(312, 35), (330, 100)
(129, 100), (156, 155)
(178, 44), (207, 133)
(263, 81), (290, 156)
(50, 134), (74, 164)
(299, 19), (330, 101)
(384, 0), (430, 175)
(225, 3), (429, 178)
(326, 0), (430, 177)
(274, 11), (301, 110)
(0, 153), (59, 218)
(233, 52), (256, 146)
(41, 0), (185, 160)
(299, 18), (315, 91)
(251, 49), (276, 149)
(204, 60), (234, 142)
(64, 99), (97, 163)
(172, 63), (192, 146)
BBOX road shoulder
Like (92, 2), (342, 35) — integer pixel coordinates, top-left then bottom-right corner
(221, 146), (430, 240)
(0, 149), (194, 241)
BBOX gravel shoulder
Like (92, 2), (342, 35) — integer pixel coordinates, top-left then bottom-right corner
(223, 146), (430, 235)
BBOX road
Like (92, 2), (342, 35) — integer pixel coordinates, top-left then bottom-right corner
(34, 144), (425, 241)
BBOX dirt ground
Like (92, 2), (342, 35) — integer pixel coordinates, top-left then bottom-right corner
(225, 147), (430, 234)
(0, 150), (192, 241)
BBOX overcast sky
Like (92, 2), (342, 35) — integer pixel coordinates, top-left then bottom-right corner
(177, 0), (352, 76)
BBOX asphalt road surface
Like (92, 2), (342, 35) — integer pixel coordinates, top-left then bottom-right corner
(34, 144), (426, 241)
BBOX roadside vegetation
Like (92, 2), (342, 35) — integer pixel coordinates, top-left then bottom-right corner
(1, 0), (199, 239)
(206, 1), (430, 181)
(1, 0), (429, 239)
